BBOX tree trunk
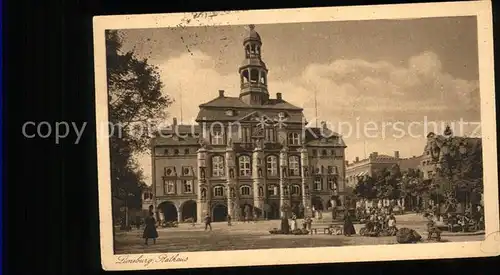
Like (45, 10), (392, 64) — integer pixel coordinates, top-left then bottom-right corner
(280, 218), (290, 234)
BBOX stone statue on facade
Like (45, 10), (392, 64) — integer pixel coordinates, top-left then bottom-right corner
(200, 167), (206, 180)
(227, 137), (233, 148)
(198, 137), (208, 148)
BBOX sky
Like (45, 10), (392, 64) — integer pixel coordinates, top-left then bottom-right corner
(115, 16), (481, 186)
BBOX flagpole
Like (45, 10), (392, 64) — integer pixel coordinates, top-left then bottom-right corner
(314, 89), (318, 127)
(179, 83), (183, 124)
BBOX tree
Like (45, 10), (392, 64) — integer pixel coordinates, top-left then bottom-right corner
(106, 30), (173, 210)
(353, 176), (377, 200)
(426, 128), (483, 207)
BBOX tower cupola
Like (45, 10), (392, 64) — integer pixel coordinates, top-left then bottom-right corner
(239, 25), (269, 105)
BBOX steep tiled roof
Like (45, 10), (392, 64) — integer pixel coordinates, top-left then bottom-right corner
(304, 127), (346, 147)
(196, 96), (304, 122)
(199, 96), (302, 110)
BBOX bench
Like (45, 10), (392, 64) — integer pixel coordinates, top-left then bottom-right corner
(310, 223), (344, 235)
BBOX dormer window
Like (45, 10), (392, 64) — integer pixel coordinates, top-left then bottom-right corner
(225, 109), (235, 116)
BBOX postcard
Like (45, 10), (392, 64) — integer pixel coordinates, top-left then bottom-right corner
(93, 1), (498, 270)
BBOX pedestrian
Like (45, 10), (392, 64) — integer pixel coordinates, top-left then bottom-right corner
(143, 212), (158, 245)
(135, 216), (141, 230)
(227, 214), (232, 226)
(204, 213), (212, 231)
(343, 211), (356, 237)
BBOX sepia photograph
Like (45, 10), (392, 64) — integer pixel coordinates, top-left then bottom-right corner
(93, 1), (498, 270)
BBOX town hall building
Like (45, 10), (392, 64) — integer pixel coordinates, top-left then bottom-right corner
(150, 25), (347, 223)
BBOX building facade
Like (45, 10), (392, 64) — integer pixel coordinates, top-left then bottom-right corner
(150, 25), (347, 223)
(345, 151), (422, 187)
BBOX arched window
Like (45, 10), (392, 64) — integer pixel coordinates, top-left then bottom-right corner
(213, 185), (224, 197)
(250, 69), (259, 83)
(288, 132), (300, 145)
(266, 155), (278, 176)
(291, 185), (301, 196)
(242, 70), (249, 83)
(239, 155), (251, 176)
(267, 184), (279, 196)
(211, 125), (224, 145)
(260, 72), (266, 84)
(240, 185), (251, 196)
(212, 155), (225, 177)
(288, 155), (300, 176)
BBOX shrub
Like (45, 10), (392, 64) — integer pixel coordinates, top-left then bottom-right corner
(396, 227), (422, 243)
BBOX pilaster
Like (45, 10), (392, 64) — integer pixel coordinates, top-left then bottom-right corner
(225, 146), (239, 221)
(279, 146), (290, 218)
(252, 145), (265, 218)
(300, 147), (312, 217)
(197, 147), (210, 223)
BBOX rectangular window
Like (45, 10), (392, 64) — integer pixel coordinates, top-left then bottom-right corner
(164, 180), (176, 194)
(267, 185), (278, 196)
(183, 180), (193, 193)
(212, 131), (224, 145)
(327, 177), (337, 190)
(314, 177), (323, 191)
(288, 132), (300, 145)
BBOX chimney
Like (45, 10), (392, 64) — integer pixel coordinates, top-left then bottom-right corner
(172, 117), (178, 126)
(355, 157), (359, 162)
(276, 93), (282, 100)
(219, 90), (225, 97)
(394, 151), (400, 159)
(320, 121), (327, 129)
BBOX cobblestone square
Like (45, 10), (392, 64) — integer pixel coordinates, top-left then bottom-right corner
(114, 214), (484, 254)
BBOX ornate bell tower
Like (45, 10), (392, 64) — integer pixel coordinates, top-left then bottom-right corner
(239, 25), (269, 105)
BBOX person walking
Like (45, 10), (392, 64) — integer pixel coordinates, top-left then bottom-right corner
(343, 211), (356, 237)
(204, 213), (212, 231)
(227, 214), (232, 226)
(143, 212), (158, 245)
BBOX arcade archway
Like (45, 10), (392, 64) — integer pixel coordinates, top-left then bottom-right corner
(267, 202), (280, 219)
(158, 201), (178, 222)
(312, 196), (324, 211)
(212, 204), (228, 222)
(181, 200), (197, 222)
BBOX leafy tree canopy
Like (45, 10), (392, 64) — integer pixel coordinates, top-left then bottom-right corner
(106, 30), (173, 209)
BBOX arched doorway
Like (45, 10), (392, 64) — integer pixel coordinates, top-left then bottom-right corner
(268, 203), (280, 219)
(181, 200), (197, 222)
(290, 200), (304, 218)
(159, 201), (178, 222)
(241, 203), (253, 221)
(312, 197), (324, 211)
(212, 204), (228, 222)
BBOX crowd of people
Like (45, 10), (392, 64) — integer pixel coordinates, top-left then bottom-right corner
(423, 204), (484, 233)
(357, 206), (399, 237)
